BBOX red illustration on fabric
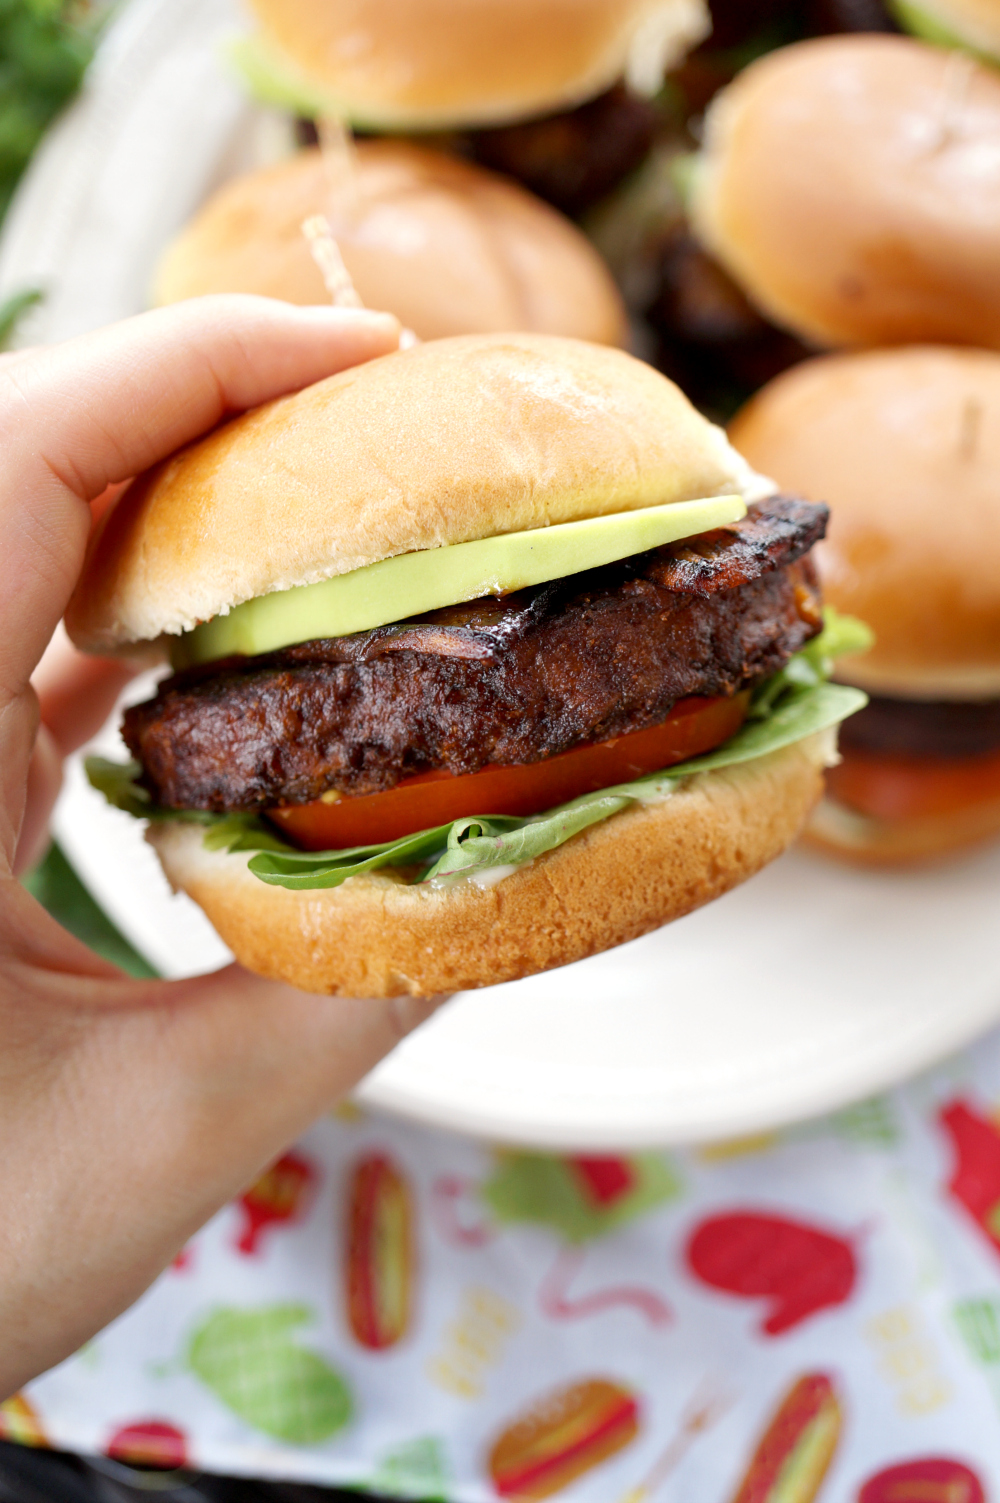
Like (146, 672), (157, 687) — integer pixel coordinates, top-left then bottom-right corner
(346, 1152), (415, 1350)
(939, 1099), (1000, 1255)
(729, 1373), (840, 1503)
(686, 1211), (857, 1334)
(105, 1420), (188, 1470)
(235, 1149), (318, 1255)
(539, 1246), (672, 1326)
(569, 1157), (635, 1206)
(858, 1456), (985, 1503)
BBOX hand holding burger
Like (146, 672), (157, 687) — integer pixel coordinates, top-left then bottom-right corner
(70, 331), (866, 996)
(0, 296), (445, 1400)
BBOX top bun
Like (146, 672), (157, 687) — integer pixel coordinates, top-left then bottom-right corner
(730, 346), (1000, 699)
(153, 141), (626, 348)
(245, 0), (710, 128)
(67, 332), (763, 654)
(691, 36), (1000, 350)
(893, 0), (1000, 61)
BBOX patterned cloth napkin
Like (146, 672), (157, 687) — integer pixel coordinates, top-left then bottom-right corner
(5, 1024), (1000, 1501)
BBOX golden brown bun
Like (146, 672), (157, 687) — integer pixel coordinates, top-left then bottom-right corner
(691, 35), (1000, 349)
(66, 332), (763, 653)
(153, 142), (626, 348)
(248, 0), (710, 128)
(805, 789), (1000, 865)
(729, 346), (1000, 699)
(148, 734), (828, 997)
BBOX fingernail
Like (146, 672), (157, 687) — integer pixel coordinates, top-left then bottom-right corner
(297, 305), (400, 334)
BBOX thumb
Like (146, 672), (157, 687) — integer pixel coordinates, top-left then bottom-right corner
(153, 963), (443, 1139)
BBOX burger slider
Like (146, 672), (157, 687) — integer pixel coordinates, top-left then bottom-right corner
(153, 141), (626, 347)
(688, 35), (1000, 350)
(731, 345), (1000, 864)
(232, 0), (711, 130)
(71, 333), (865, 996)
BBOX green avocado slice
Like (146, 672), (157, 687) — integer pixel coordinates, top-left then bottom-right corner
(174, 494), (746, 668)
(888, 0), (1000, 61)
(228, 33), (353, 123)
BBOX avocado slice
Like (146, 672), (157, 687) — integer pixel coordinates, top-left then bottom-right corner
(888, 0), (1000, 62)
(227, 33), (351, 123)
(175, 494), (746, 668)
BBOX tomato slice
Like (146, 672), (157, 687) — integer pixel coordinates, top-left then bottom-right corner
(826, 744), (1000, 822)
(269, 692), (749, 851)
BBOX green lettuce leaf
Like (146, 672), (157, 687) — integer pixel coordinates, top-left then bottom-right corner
(749, 607), (873, 720)
(86, 610), (869, 891)
(85, 756), (155, 818)
(84, 757), (288, 850)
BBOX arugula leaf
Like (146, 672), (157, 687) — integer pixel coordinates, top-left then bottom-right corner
(86, 611), (870, 892)
(749, 607), (873, 720)
(200, 814), (291, 854)
(85, 756), (155, 817)
(245, 820), (487, 889)
(84, 757), (289, 848)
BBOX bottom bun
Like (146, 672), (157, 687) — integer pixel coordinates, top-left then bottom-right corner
(804, 790), (1000, 866)
(149, 736), (829, 997)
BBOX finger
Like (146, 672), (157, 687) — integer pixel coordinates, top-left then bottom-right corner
(0, 297), (401, 700)
(0, 694), (39, 875)
(13, 725), (62, 878)
(89, 479), (130, 529)
(16, 627), (146, 877)
(32, 625), (139, 758)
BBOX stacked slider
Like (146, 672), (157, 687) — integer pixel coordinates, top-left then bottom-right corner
(672, 25), (1000, 865)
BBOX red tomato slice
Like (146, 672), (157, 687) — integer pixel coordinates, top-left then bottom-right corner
(268, 692), (749, 851)
(827, 744), (1000, 822)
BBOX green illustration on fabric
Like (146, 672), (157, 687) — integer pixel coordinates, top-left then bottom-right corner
(953, 1297), (1000, 1411)
(187, 1304), (352, 1445)
(833, 1096), (900, 1149)
(367, 1436), (450, 1501)
(954, 1297), (1000, 1364)
(483, 1152), (681, 1243)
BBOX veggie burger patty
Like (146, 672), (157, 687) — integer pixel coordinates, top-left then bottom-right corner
(124, 495), (827, 814)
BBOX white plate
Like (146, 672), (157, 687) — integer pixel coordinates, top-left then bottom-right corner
(7, 0), (1000, 1147)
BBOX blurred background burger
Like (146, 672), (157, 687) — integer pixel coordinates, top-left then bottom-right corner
(232, 0), (713, 128)
(153, 139), (627, 346)
(732, 345), (1000, 864)
(688, 34), (1000, 353)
